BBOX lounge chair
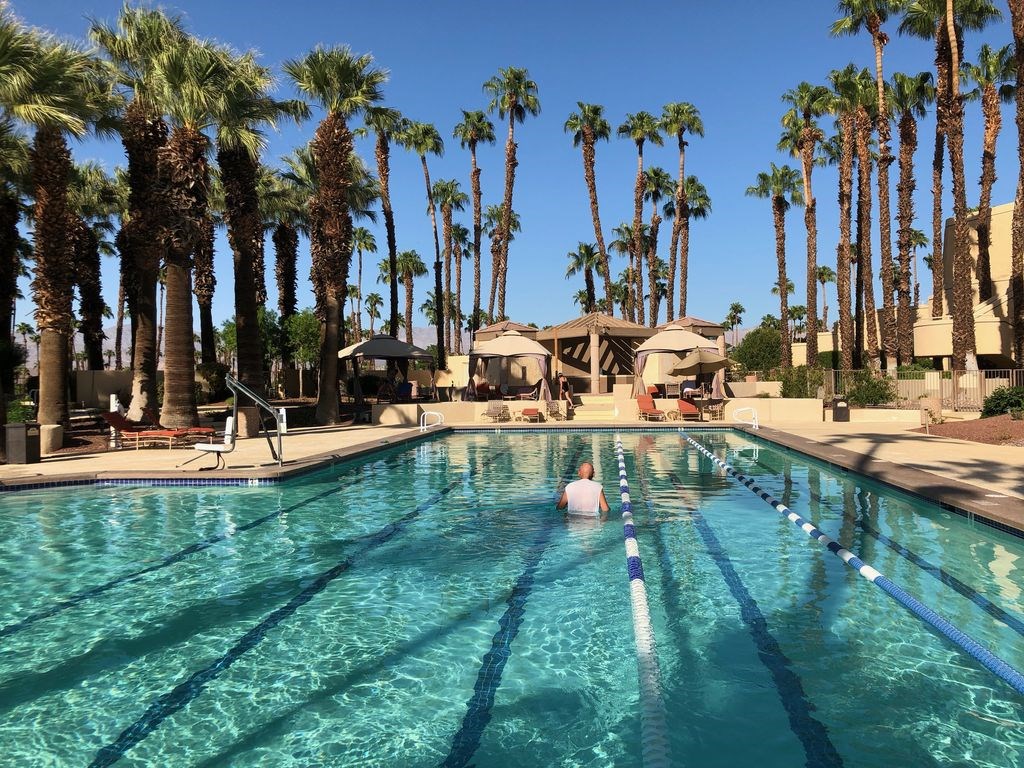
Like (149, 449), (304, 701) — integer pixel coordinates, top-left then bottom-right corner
(143, 407), (216, 437)
(101, 411), (190, 449)
(636, 395), (667, 421)
(670, 398), (701, 422)
(664, 382), (680, 399)
(482, 401), (509, 423)
(516, 407), (541, 423)
(703, 398), (725, 421)
(181, 416), (236, 470)
(545, 400), (564, 421)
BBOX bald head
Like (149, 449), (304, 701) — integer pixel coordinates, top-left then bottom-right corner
(578, 462), (595, 480)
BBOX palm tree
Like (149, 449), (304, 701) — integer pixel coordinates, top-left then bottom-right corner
(483, 67), (540, 321)
(90, 5), (187, 420)
(909, 227), (929, 307)
(746, 163), (803, 368)
(364, 292), (383, 335)
(216, 52), (307, 396)
(890, 71), (934, 364)
(660, 102), (703, 321)
(451, 222), (469, 353)
(483, 202), (520, 319)
(364, 107), (405, 341)
(725, 302), (745, 346)
(852, 67), (881, 367)
(8, 26), (109, 428)
(0, 119), (30, 390)
(565, 102), (613, 314)
(827, 65), (859, 370)
(789, 304), (808, 342)
(398, 120), (445, 366)
(1011, 0), (1024, 364)
(833, 0), (903, 366)
(617, 111), (662, 326)
(265, 169), (308, 370)
(431, 178), (467, 354)
(642, 166), (674, 326)
(565, 242), (601, 313)
(781, 82), (831, 364)
(609, 222), (649, 322)
(964, 43), (1015, 303)
(352, 226), (376, 341)
(396, 250), (427, 343)
(68, 161), (118, 370)
(285, 45), (386, 424)
(453, 109), (495, 335)
(899, 0), (1000, 326)
(15, 322), (32, 352)
(817, 266), (837, 329)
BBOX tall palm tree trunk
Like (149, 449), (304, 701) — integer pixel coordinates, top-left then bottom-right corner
(375, 133), (400, 339)
(856, 109), (880, 366)
(871, 21), (897, 368)
(194, 213), (217, 365)
(671, 137), (689, 320)
(420, 156), (444, 367)
(404, 275), (414, 344)
(441, 204), (453, 354)
(1010, 0), (1024, 365)
(631, 150), (645, 325)
(470, 145), (483, 332)
(837, 113), (855, 371)
(487, 234), (501, 321)
(583, 129), (613, 315)
(931, 22), (950, 319)
(121, 101), (166, 422)
(497, 117), (517, 321)
(946, 5), (977, 370)
(800, 128), (819, 364)
(219, 145), (265, 394)
(454, 239), (463, 354)
(772, 199), (791, 368)
(274, 222), (298, 368)
(647, 211), (661, 326)
(29, 126), (74, 428)
(975, 83), (1001, 302)
(896, 112), (918, 364)
(158, 127), (205, 427)
(74, 223), (105, 370)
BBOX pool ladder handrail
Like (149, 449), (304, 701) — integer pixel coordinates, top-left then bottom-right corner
(226, 374), (283, 465)
(733, 406), (759, 430)
(420, 410), (444, 432)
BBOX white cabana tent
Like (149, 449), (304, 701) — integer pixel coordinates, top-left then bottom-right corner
(338, 334), (434, 403)
(632, 324), (719, 397)
(468, 330), (554, 401)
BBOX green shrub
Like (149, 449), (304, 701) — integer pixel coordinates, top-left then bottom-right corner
(815, 350), (839, 369)
(732, 326), (782, 373)
(780, 365), (824, 398)
(196, 362), (230, 401)
(6, 400), (35, 423)
(981, 386), (1024, 418)
(845, 369), (897, 406)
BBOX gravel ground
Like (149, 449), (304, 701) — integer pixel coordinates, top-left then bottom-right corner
(913, 413), (1024, 447)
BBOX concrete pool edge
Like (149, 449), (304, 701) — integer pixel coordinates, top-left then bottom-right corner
(2, 421), (1023, 541)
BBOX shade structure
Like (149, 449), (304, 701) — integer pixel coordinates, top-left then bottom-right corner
(670, 349), (735, 376)
(632, 324), (719, 397)
(338, 334), (434, 361)
(468, 330), (553, 401)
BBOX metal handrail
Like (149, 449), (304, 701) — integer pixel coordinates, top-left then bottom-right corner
(226, 374), (283, 465)
(733, 406), (759, 430)
(420, 410), (444, 432)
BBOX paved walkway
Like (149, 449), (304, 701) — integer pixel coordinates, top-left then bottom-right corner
(1, 418), (1022, 535)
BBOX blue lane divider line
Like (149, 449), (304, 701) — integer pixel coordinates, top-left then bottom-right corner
(440, 445), (585, 768)
(90, 450), (505, 768)
(683, 434), (1024, 698)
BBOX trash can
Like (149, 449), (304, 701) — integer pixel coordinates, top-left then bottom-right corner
(832, 397), (850, 423)
(6, 422), (41, 464)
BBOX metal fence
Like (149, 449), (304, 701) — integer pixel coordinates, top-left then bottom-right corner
(822, 369), (1024, 412)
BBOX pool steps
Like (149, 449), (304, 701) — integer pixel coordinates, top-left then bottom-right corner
(683, 434), (1024, 698)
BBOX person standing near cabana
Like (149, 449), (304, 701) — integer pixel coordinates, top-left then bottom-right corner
(557, 372), (574, 413)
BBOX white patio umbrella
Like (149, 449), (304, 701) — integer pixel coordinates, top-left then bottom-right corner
(468, 330), (554, 401)
(632, 324), (719, 397)
(670, 349), (734, 376)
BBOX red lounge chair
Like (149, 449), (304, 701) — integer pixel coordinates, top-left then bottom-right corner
(673, 398), (701, 422)
(636, 395), (667, 421)
(143, 407), (216, 437)
(101, 412), (189, 449)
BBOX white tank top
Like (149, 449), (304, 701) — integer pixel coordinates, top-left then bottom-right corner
(565, 478), (603, 515)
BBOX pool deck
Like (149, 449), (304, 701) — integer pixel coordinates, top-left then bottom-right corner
(1, 419), (1022, 537)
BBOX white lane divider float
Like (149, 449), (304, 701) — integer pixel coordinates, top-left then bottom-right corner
(614, 434), (671, 768)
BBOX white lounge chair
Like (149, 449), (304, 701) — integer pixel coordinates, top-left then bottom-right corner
(186, 416), (236, 470)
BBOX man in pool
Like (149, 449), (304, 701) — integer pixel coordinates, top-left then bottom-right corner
(556, 461), (610, 519)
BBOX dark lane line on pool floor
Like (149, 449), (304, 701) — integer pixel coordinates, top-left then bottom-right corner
(0, 449), (436, 641)
(746, 455), (1024, 642)
(440, 444), (585, 768)
(88, 450), (504, 768)
(664, 464), (844, 768)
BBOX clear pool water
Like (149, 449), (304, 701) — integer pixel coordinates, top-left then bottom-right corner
(0, 430), (1022, 767)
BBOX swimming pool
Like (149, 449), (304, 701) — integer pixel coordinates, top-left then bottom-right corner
(0, 430), (1021, 766)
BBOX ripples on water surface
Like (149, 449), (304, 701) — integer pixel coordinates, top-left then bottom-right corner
(0, 431), (1021, 766)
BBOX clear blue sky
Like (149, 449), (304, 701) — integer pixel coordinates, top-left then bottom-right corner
(11, 0), (1018, 337)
